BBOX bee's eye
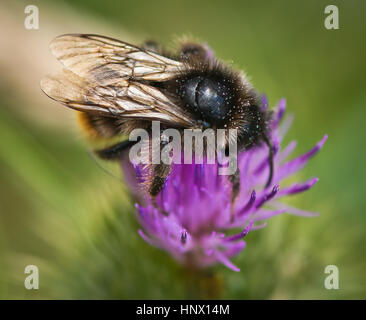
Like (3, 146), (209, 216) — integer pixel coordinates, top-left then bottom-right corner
(181, 76), (231, 121)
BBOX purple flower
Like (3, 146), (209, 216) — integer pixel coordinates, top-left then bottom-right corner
(126, 98), (327, 272)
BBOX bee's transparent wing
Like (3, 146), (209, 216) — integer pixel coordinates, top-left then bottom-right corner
(41, 34), (195, 127)
(49, 34), (182, 85)
(41, 69), (194, 126)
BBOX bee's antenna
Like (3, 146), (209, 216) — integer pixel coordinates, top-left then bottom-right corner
(263, 135), (274, 188)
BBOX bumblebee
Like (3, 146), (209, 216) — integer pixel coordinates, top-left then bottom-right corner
(41, 34), (274, 206)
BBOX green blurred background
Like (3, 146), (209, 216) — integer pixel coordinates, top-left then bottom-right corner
(0, 0), (365, 299)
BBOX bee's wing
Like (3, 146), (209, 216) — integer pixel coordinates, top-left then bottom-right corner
(41, 69), (194, 126)
(49, 34), (182, 84)
(41, 34), (195, 127)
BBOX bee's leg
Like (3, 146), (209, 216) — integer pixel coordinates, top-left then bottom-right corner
(148, 163), (171, 214)
(95, 140), (136, 161)
(228, 168), (240, 221)
(263, 135), (274, 188)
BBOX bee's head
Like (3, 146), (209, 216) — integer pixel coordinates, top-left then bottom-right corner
(176, 62), (266, 145)
(161, 58), (270, 150)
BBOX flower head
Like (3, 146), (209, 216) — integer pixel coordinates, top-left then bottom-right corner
(126, 98), (327, 272)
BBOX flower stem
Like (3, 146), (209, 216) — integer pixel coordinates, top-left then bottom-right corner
(183, 267), (223, 299)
